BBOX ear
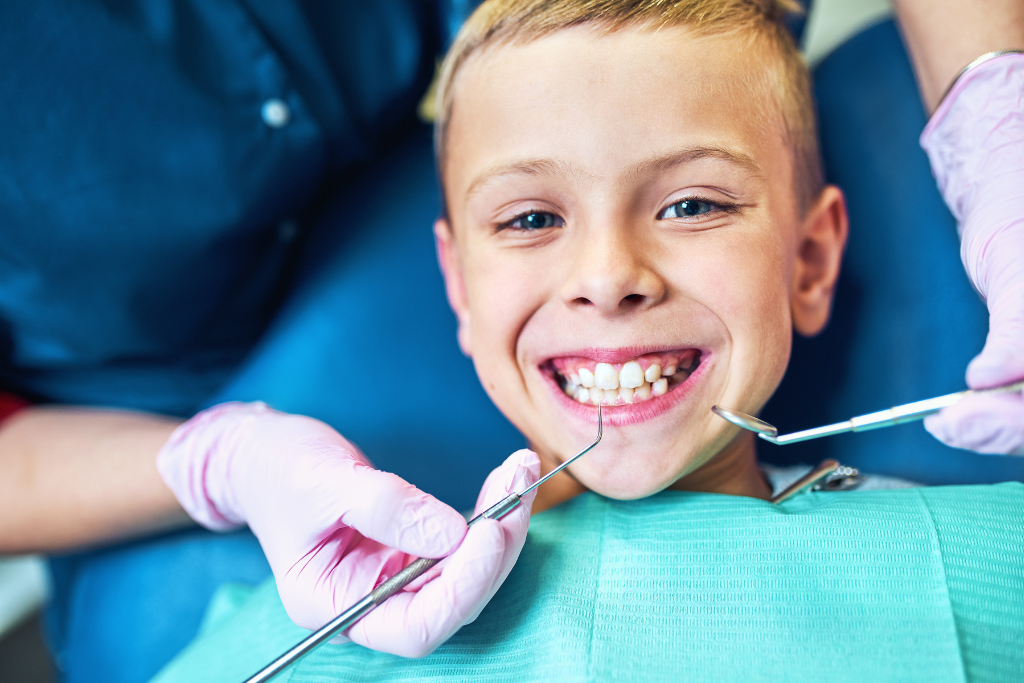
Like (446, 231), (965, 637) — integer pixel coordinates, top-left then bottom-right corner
(434, 218), (473, 356)
(790, 185), (848, 336)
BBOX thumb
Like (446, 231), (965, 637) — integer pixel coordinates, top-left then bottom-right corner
(924, 393), (1024, 455)
(465, 449), (540, 624)
(967, 275), (1024, 390)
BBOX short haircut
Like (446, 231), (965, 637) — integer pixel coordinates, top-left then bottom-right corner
(434, 0), (823, 214)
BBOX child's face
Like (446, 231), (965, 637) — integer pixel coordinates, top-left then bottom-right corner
(437, 25), (846, 499)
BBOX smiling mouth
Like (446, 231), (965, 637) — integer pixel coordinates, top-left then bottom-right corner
(545, 349), (703, 406)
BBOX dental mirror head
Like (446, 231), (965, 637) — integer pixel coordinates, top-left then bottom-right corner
(711, 405), (779, 440)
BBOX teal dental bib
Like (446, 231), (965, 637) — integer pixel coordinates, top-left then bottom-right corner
(152, 483), (1024, 683)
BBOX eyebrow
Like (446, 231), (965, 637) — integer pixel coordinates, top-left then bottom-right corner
(465, 157), (582, 199)
(464, 146), (762, 199)
(626, 146), (763, 181)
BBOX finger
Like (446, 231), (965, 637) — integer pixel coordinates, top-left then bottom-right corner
(287, 438), (466, 558)
(280, 535), (408, 635)
(330, 462), (468, 558)
(967, 282), (1024, 389)
(402, 556), (447, 592)
(347, 519), (506, 658)
(924, 393), (1024, 455)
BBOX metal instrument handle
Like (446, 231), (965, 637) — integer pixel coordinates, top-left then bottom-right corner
(850, 379), (1024, 431)
(770, 379), (1024, 444)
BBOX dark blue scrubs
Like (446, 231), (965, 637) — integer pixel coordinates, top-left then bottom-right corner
(1, 0), (442, 417)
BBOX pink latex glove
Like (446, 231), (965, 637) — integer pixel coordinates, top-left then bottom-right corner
(157, 401), (540, 657)
(920, 53), (1024, 455)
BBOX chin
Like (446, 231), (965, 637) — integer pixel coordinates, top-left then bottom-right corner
(567, 441), (696, 500)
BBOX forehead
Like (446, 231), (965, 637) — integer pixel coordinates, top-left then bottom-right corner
(444, 24), (789, 203)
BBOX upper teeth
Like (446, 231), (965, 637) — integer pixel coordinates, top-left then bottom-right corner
(644, 364), (661, 383)
(555, 351), (700, 406)
(620, 362), (645, 388)
(594, 363), (619, 390)
(590, 361), (657, 391)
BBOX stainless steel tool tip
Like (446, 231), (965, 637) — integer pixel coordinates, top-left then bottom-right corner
(711, 405), (779, 438)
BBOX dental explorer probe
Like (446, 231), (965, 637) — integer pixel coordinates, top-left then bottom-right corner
(712, 379), (1024, 445)
(245, 406), (603, 683)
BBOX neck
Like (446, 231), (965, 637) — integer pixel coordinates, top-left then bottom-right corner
(668, 433), (771, 499)
(531, 458), (589, 514)
(530, 432), (770, 514)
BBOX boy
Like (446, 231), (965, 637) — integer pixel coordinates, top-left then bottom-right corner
(430, 0), (841, 509)
(152, 0), (1024, 680)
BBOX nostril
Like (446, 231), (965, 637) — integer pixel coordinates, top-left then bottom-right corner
(572, 297), (594, 307)
(622, 294), (645, 306)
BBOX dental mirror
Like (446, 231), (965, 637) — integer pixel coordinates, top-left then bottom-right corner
(713, 379), (1024, 446)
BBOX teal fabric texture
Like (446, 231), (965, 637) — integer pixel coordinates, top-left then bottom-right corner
(152, 484), (1024, 683)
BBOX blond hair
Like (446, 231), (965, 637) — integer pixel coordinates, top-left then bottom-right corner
(434, 0), (823, 213)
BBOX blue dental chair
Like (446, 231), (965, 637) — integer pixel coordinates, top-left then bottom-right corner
(45, 16), (1024, 683)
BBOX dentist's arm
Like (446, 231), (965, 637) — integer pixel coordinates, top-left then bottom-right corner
(892, 0), (1024, 454)
(893, 0), (1024, 112)
(892, 0), (1024, 113)
(0, 405), (190, 552)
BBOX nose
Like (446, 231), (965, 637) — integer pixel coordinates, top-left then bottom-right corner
(560, 223), (666, 316)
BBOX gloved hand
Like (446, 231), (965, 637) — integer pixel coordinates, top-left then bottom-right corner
(920, 53), (1024, 455)
(158, 401), (540, 656)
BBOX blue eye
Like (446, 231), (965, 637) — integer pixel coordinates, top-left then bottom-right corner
(660, 199), (715, 219)
(506, 211), (563, 230)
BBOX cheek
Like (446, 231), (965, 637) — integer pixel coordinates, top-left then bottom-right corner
(729, 234), (793, 402)
(462, 247), (551, 388)
(663, 227), (789, 316)
(663, 227), (792, 395)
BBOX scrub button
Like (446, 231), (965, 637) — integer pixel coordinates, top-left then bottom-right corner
(261, 98), (291, 128)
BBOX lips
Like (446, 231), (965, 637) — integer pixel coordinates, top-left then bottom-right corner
(540, 348), (708, 426)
